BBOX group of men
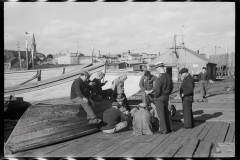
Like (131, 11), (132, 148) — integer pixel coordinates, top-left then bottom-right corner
(70, 62), (208, 135)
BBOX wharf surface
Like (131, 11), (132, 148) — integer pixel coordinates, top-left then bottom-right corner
(4, 78), (235, 158)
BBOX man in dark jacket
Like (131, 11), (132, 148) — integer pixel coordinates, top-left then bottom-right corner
(179, 68), (195, 129)
(92, 71), (112, 99)
(70, 70), (102, 124)
(198, 67), (208, 102)
(139, 70), (157, 105)
(153, 62), (173, 134)
(101, 102), (131, 133)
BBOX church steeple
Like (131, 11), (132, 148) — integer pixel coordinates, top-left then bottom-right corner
(31, 33), (37, 57)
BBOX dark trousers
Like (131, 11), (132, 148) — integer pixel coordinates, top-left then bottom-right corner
(142, 91), (154, 105)
(182, 96), (194, 128)
(200, 80), (208, 98)
(98, 89), (113, 99)
(154, 95), (171, 132)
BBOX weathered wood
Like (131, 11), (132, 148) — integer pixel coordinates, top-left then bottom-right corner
(104, 135), (148, 157)
(216, 144), (235, 153)
(193, 141), (212, 157)
(224, 123), (235, 142)
(197, 122), (213, 141)
(132, 143), (159, 157)
(180, 138), (200, 157)
(76, 131), (135, 157)
(146, 136), (177, 157)
(121, 142), (148, 157)
(190, 122), (208, 138)
(212, 152), (235, 157)
(15, 131), (104, 157)
(212, 122), (230, 153)
(139, 134), (160, 143)
(202, 122), (223, 144)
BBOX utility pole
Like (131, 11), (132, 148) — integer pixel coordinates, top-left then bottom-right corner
(18, 41), (22, 70)
(91, 43), (94, 64)
(26, 38), (28, 70)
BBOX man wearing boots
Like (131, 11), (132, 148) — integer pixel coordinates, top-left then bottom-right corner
(70, 70), (102, 124)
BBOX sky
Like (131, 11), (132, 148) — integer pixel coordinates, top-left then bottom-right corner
(4, 2), (235, 58)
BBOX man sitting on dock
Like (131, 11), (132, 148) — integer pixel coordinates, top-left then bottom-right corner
(92, 71), (112, 100)
(70, 70), (102, 124)
(101, 102), (131, 134)
(139, 70), (157, 105)
(130, 103), (154, 135)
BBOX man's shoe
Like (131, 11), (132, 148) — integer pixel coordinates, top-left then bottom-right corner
(88, 118), (102, 124)
(155, 131), (171, 134)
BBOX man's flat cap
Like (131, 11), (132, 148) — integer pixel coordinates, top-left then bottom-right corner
(179, 68), (188, 74)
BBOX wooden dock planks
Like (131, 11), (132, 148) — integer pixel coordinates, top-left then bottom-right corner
(212, 122), (230, 152)
(180, 138), (200, 157)
(202, 122), (223, 145)
(197, 122), (213, 141)
(193, 141), (212, 157)
(224, 123), (235, 143)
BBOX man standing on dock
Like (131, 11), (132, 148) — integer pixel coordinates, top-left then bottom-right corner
(139, 70), (157, 105)
(70, 70), (102, 124)
(153, 62), (173, 134)
(198, 67), (208, 102)
(179, 68), (195, 129)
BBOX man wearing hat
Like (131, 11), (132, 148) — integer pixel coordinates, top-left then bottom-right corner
(198, 67), (208, 102)
(70, 70), (102, 124)
(111, 75), (130, 111)
(153, 62), (173, 134)
(139, 70), (157, 105)
(179, 68), (195, 129)
(130, 103), (154, 135)
(101, 102), (131, 134)
(92, 71), (112, 99)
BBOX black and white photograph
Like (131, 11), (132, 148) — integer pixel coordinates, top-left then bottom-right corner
(4, 2), (235, 158)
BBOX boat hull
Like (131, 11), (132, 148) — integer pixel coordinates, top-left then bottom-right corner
(4, 98), (113, 154)
(4, 63), (105, 103)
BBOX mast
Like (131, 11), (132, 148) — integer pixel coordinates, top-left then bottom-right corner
(91, 43), (94, 64)
(18, 41), (22, 70)
(26, 38), (28, 70)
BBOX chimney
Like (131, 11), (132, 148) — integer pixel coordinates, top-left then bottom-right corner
(159, 52), (160, 56)
(197, 50), (199, 54)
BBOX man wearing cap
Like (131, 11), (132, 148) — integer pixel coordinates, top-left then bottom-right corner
(111, 75), (130, 111)
(70, 70), (102, 124)
(153, 62), (173, 134)
(101, 102), (131, 134)
(92, 71), (112, 99)
(130, 103), (154, 135)
(179, 68), (195, 129)
(139, 70), (157, 105)
(198, 67), (208, 102)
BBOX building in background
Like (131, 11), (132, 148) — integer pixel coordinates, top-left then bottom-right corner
(209, 52), (235, 77)
(149, 46), (217, 82)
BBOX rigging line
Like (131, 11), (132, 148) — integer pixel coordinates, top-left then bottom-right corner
(184, 32), (229, 38)
(184, 36), (209, 47)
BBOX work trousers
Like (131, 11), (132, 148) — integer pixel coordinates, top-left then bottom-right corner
(70, 97), (96, 120)
(200, 80), (208, 98)
(154, 95), (172, 132)
(182, 96), (194, 128)
(102, 121), (128, 133)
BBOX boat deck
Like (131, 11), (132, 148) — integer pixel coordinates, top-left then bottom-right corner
(12, 121), (234, 157)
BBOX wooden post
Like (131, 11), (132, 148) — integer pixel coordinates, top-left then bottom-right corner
(37, 69), (41, 81)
